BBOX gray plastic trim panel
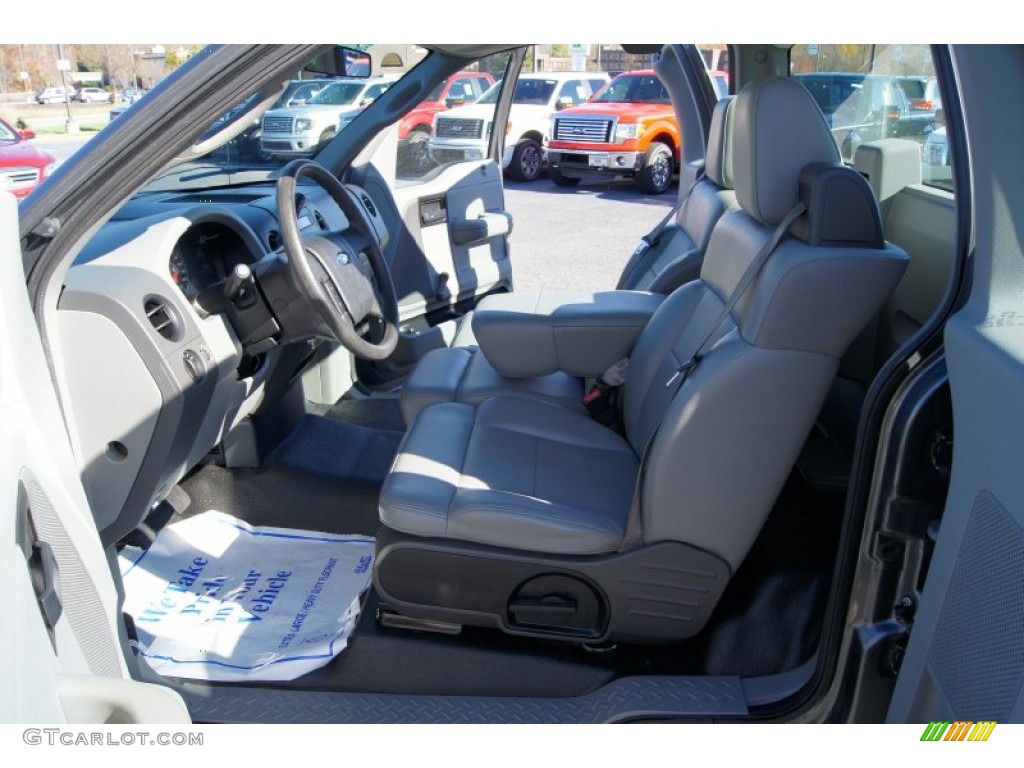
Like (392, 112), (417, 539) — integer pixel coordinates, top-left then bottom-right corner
(180, 675), (748, 723)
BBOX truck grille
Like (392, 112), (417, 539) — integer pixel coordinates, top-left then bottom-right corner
(435, 117), (484, 139)
(553, 117), (614, 143)
(262, 116), (293, 133)
(0, 167), (40, 188)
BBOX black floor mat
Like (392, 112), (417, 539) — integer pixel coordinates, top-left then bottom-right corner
(178, 415), (401, 535)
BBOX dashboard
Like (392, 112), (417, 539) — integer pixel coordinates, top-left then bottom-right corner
(57, 180), (390, 544)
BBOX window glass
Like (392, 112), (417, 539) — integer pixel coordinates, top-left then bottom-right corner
(790, 45), (951, 192)
(557, 79), (588, 106)
(395, 54), (512, 185)
(591, 73), (670, 104)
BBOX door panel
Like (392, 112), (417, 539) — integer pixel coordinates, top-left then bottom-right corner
(886, 45), (1024, 724)
(2, 193), (191, 722)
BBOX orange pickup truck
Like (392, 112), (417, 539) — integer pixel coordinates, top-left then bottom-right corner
(545, 70), (680, 194)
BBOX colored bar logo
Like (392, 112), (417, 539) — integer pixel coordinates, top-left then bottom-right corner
(920, 721), (997, 741)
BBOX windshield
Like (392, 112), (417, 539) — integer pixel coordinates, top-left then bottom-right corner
(137, 46), (509, 194)
(592, 73), (670, 104)
(0, 119), (18, 142)
(478, 78), (557, 105)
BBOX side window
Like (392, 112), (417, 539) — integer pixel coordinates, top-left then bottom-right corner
(790, 44), (952, 193)
(395, 54), (513, 186)
(588, 78), (608, 98)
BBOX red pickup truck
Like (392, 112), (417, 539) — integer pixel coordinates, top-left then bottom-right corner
(545, 70), (680, 194)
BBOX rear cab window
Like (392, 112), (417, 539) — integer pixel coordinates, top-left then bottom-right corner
(790, 45), (952, 193)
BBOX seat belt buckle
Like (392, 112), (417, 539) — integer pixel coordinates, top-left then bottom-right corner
(584, 381), (611, 408)
(631, 239), (652, 258)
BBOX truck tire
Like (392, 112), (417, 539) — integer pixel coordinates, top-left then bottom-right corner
(318, 127), (337, 146)
(637, 141), (674, 194)
(508, 138), (543, 182)
(406, 127), (431, 172)
(549, 166), (580, 187)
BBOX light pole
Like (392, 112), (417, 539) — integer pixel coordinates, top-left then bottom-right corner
(56, 43), (78, 134)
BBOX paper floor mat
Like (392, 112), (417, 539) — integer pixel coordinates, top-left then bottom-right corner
(119, 510), (374, 682)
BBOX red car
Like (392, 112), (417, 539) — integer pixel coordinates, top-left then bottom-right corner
(0, 118), (56, 200)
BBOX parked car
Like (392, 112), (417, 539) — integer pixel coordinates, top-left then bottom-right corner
(74, 87), (112, 103)
(109, 88), (151, 121)
(922, 119), (951, 185)
(0, 117), (56, 199)
(6, 44), (1020, 735)
(793, 72), (935, 158)
(34, 86), (72, 104)
(260, 75), (399, 157)
(428, 71), (610, 181)
(546, 69), (680, 193)
(120, 87), (148, 102)
(895, 75), (941, 112)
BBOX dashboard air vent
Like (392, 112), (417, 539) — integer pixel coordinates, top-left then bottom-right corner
(360, 194), (377, 218)
(267, 229), (282, 250)
(144, 296), (180, 342)
(314, 210), (328, 230)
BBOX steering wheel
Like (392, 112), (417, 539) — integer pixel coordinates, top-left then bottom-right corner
(276, 159), (399, 360)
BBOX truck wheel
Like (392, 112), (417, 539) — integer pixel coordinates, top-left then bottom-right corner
(637, 141), (674, 194)
(406, 127), (431, 172)
(508, 138), (543, 182)
(549, 166), (580, 187)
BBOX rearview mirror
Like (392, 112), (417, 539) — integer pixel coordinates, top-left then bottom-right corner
(555, 96), (574, 111)
(19, 129), (36, 140)
(303, 46), (372, 78)
(445, 96), (465, 108)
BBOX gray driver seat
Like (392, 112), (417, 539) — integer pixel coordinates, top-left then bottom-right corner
(374, 78), (909, 645)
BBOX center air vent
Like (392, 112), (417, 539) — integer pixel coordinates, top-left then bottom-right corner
(267, 229), (282, 250)
(144, 296), (181, 342)
(314, 210), (328, 230)
(360, 194), (377, 218)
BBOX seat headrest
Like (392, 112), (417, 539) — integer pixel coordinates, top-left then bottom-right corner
(732, 77), (841, 226)
(704, 96), (735, 190)
(853, 138), (923, 211)
(792, 163), (884, 248)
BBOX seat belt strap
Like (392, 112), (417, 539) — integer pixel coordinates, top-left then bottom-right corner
(616, 165), (706, 290)
(664, 201), (808, 390)
(618, 200), (807, 552)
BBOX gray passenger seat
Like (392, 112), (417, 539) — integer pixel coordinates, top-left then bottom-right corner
(799, 138), (957, 489)
(374, 78), (909, 645)
(399, 97), (737, 426)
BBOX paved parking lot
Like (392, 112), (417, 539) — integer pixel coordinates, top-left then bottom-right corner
(503, 177), (673, 293)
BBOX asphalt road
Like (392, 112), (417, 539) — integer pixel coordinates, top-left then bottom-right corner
(30, 136), (675, 290)
(503, 176), (673, 293)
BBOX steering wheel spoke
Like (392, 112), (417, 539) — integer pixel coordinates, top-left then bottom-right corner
(276, 160), (399, 360)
